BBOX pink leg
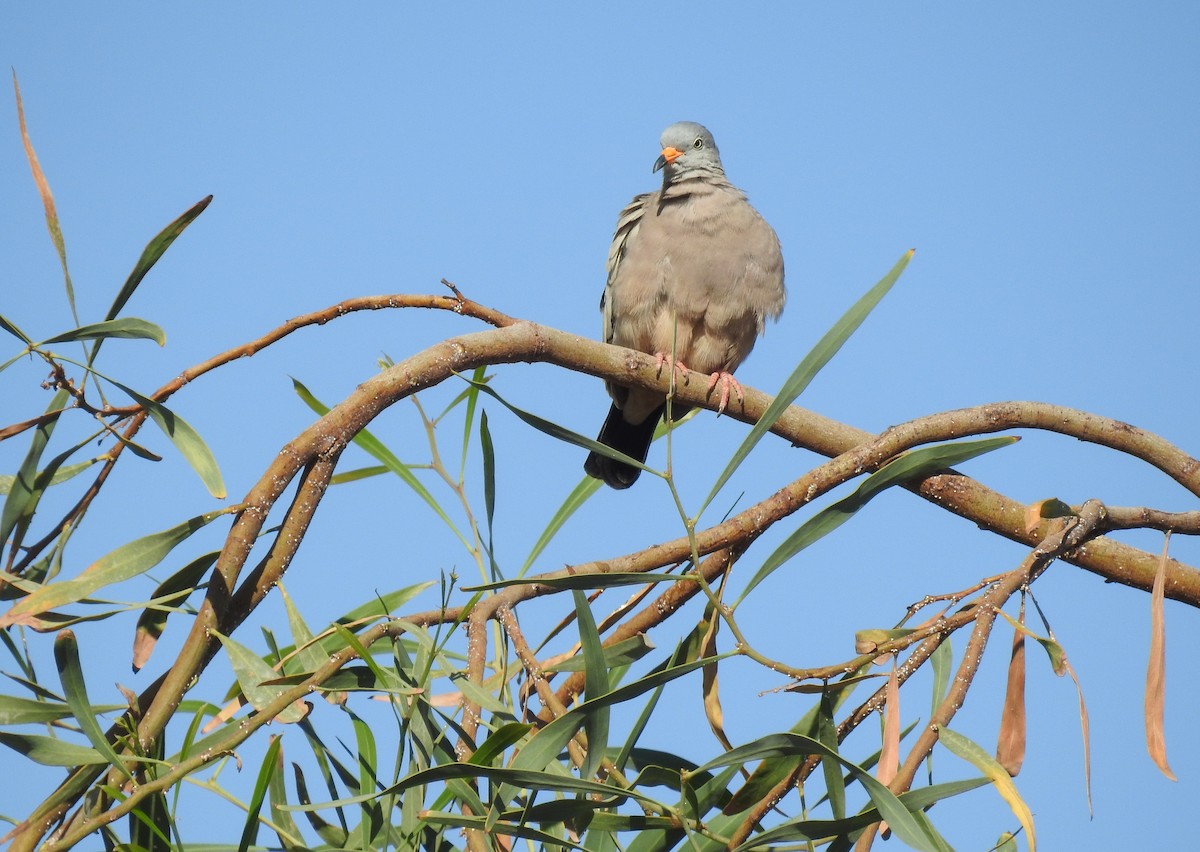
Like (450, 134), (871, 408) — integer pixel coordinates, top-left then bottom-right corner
(706, 371), (744, 414)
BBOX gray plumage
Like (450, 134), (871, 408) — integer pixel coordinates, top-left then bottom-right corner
(584, 121), (786, 489)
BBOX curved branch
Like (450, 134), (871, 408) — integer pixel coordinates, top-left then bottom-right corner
(13, 299), (1200, 848)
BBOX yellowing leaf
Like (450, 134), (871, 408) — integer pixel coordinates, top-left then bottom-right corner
(938, 725), (1036, 852)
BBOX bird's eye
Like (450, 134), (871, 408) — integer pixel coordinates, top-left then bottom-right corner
(692, 138), (704, 149)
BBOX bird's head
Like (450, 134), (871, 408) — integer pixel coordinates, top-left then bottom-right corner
(653, 121), (725, 179)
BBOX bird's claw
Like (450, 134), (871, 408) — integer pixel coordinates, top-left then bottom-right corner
(706, 371), (744, 415)
(654, 353), (691, 388)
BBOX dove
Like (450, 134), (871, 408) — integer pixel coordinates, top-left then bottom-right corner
(584, 121), (786, 489)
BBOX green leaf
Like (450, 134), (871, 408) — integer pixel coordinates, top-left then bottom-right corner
(0, 730), (108, 765)
(109, 377), (226, 498)
(127, 735), (172, 852)
(0, 458), (100, 497)
(213, 631), (307, 724)
(937, 725), (1036, 851)
(1, 389), (69, 553)
(817, 691), (846, 821)
(39, 317), (166, 346)
(737, 436), (1017, 605)
(278, 583), (327, 676)
(55, 629), (132, 779)
(287, 763), (662, 812)
(703, 250), (914, 512)
(1, 508), (229, 628)
(467, 722), (533, 767)
(105, 195), (212, 322)
(0, 311), (34, 345)
(264, 666), (419, 695)
(730, 778), (987, 851)
(239, 734), (282, 852)
(510, 655), (719, 782)
(416, 810), (590, 849)
(458, 365), (487, 476)
(460, 376), (654, 476)
(133, 550), (219, 671)
(521, 475), (603, 575)
(692, 732), (945, 852)
(292, 377), (469, 550)
(545, 634), (654, 672)
(0, 693), (80, 724)
(480, 409), (497, 534)
(574, 590), (611, 781)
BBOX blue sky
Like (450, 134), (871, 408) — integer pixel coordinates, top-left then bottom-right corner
(2, 4), (1198, 849)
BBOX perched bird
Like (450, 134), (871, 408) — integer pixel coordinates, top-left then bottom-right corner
(584, 121), (786, 489)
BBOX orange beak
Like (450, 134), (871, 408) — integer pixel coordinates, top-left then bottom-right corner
(653, 146), (684, 173)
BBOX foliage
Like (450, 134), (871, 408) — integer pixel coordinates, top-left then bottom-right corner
(3, 80), (1198, 852)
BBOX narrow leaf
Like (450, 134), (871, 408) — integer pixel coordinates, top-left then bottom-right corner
(460, 376), (655, 476)
(110, 378), (225, 498)
(511, 656), (718, 776)
(878, 662), (900, 787)
(738, 436), (1016, 604)
(938, 725), (1036, 852)
(1, 508), (228, 627)
(132, 550), (219, 671)
(480, 409), (497, 542)
(703, 249), (914, 510)
(0, 458), (99, 497)
(545, 634), (654, 672)
(459, 365), (487, 475)
(239, 734), (282, 852)
(0, 730), (107, 765)
(292, 378), (468, 549)
(0, 311), (34, 345)
(692, 732), (943, 852)
(1000, 605), (1094, 813)
(816, 690), (846, 821)
(1146, 534), (1176, 780)
(574, 590), (610, 781)
(106, 196), (212, 322)
(55, 629), (131, 779)
(0, 694), (81, 724)
(700, 609), (732, 751)
(14, 72), (76, 323)
(521, 476), (602, 575)
(1, 389), (69, 553)
(288, 763), (660, 812)
(40, 318), (166, 346)
(467, 722), (533, 767)
(996, 596), (1027, 777)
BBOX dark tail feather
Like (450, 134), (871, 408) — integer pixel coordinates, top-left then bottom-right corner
(583, 404), (664, 489)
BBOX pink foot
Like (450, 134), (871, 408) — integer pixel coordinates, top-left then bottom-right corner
(654, 352), (691, 388)
(706, 371), (744, 414)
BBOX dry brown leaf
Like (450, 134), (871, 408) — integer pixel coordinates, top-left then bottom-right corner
(701, 610), (733, 751)
(202, 694), (247, 734)
(1060, 655), (1094, 816)
(996, 596), (1027, 777)
(878, 661), (900, 787)
(1146, 533), (1177, 781)
(12, 72), (73, 307)
(131, 626), (158, 672)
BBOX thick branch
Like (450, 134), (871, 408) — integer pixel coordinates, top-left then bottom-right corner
(13, 299), (1200, 849)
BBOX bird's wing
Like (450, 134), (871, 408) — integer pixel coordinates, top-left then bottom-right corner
(601, 191), (654, 345)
